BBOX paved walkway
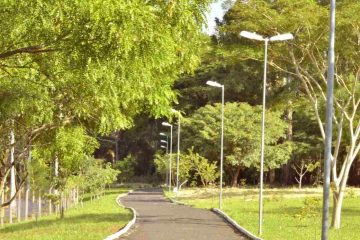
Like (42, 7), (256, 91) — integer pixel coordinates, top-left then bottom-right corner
(119, 188), (247, 240)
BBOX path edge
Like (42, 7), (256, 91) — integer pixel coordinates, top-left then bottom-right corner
(103, 190), (137, 240)
(168, 197), (188, 206)
(212, 208), (262, 240)
(167, 193), (261, 240)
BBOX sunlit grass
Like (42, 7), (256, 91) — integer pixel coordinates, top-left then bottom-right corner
(0, 188), (132, 240)
(166, 187), (360, 240)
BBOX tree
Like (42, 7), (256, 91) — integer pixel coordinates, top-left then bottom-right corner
(182, 148), (218, 187)
(183, 102), (292, 186)
(115, 155), (136, 183)
(218, 0), (360, 228)
(0, 0), (213, 208)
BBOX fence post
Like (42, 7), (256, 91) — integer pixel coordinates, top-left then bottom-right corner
(17, 189), (21, 222)
(32, 190), (36, 219)
(48, 187), (52, 215)
(25, 188), (29, 221)
(38, 190), (42, 218)
(0, 192), (4, 227)
(9, 192), (13, 224)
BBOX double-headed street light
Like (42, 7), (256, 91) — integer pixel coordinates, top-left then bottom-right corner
(239, 31), (294, 236)
(206, 80), (225, 210)
(162, 123), (173, 192)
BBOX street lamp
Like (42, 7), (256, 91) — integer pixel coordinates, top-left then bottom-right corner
(171, 109), (181, 196)
(322, 1), (336, 239)
(160, 133), (170, 188)
(239, 30), (293, 235)
(162, 122), (173, 192)
(206, 80), (225, 210)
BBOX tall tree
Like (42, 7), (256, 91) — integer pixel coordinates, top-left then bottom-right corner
(0, 0), (213, 207)
(182, 102), (292, 186)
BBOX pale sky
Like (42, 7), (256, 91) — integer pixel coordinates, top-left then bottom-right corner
(205, 0), (226, 35)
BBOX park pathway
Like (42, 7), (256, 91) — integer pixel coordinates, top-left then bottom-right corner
(119, 188), (247, 240)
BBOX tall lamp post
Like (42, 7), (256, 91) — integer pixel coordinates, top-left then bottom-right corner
(160, 139), (169, 185)
(162, 123), (173, 192)
(239, 31), (294, 235)
(160, 133), (170, 187)
(206, 80), (225, 210)
(171, 109), (181, 196)
(322, 0), (336, 239)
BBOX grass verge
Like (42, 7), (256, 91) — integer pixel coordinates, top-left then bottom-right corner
(165, 187), (360, 240)
(0, 188), (132, 240)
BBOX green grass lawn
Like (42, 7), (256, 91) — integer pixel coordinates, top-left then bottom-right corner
(0, 188), (132, 240)
(166, 187), (360, 240)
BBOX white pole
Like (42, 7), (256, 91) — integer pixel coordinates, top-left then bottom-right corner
(17, 189), (21, 222)
(165, 136), (169, 186)
(322, 0), (336, 239)
(176, 118), (180, 196)
(259, 38), (269, 236)
(38, 190), (42, 218)
(220, 85), (224, 209)
(169, 126), (173, 192)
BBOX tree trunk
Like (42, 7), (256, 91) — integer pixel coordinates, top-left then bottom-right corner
(231, 166), (241, 187)
(331, 189), (344, 229)
(281, 94), (293, 185)
(298, 175), (302, 189)
(331, 160), (352, 229)
(269, 169), (276, 184)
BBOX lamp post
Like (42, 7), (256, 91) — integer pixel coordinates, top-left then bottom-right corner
(206, 80), (224, 210)
(160, 143), (169, 185)
(161, 140), (168, 154)
(171, 109), (181, 196)
(239, 31), (294, 235)
(322, 1), (336, 239)
(162, 123), (173, 192)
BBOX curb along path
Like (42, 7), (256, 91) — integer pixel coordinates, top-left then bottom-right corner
(118, 188), (248, 240)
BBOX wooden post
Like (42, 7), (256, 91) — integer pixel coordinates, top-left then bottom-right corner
(9, 192), (13, 224)
(0, 192), (4, 227)
(31, 190), (35, 219)
(17, 189), (21, 222)
(48, 187), (52, 215)
(38, 190), (41, 218)
(25, 188), (29, 220)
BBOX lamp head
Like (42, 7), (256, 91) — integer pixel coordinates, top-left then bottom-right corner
(162, 122), (172, 127)
(239, 31), (265, 41)
(206, 80), (223, 88)
(269, 33), (294, 42)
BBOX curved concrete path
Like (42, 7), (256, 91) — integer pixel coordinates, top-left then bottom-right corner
(119, 188), (247, 240)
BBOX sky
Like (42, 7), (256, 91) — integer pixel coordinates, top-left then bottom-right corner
(205, 0), (226, 35)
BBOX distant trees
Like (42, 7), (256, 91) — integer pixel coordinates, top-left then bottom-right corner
(154, 148), (218, 187)
(181, 102), (292, 186)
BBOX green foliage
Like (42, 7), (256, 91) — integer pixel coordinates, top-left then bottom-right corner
(294, 197), (322, 222)
(81, 158), (119, 196)
(115, 154), (136, 183)
(182, 148), (218, 186)
(0, 188), (131, 240)
(183, 102), (292, 172)
(154, 148), (218, 187)
(0, 0), (213, 203)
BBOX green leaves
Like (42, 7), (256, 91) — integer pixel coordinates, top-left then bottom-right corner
(183, 102), (291, 171)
